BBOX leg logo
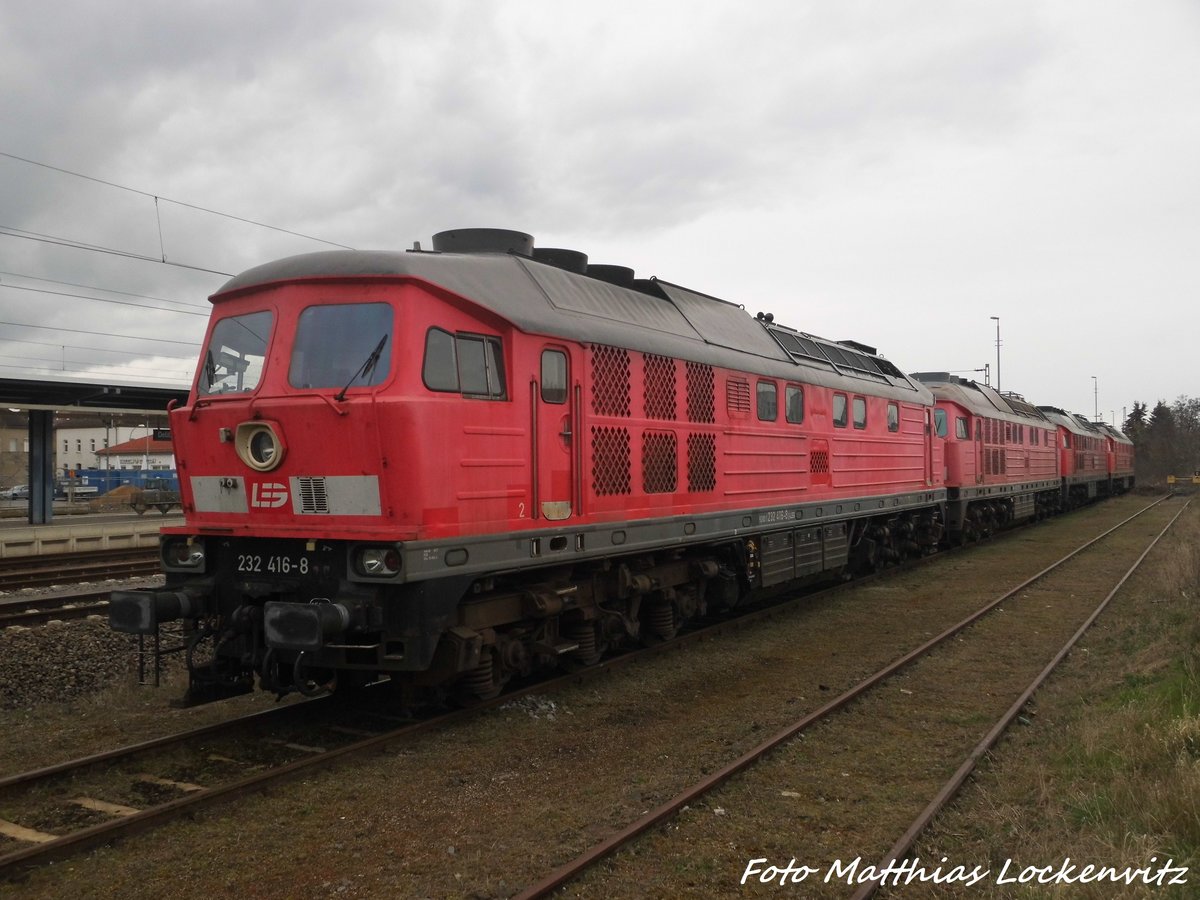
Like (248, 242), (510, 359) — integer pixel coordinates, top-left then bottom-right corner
(251, 481), (289, 509)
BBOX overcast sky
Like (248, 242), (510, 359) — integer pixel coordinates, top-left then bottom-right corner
(2, 1), (1197, 424)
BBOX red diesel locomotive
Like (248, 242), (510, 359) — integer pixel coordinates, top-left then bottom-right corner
(109, 228), (1131, 705)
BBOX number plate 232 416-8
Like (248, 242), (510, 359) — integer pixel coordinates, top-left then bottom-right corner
(236, 553), (312, 576)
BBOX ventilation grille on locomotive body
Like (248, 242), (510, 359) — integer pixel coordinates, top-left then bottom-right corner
(589, 344), (719, 498)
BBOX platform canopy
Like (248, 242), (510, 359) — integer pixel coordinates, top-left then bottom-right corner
(1, 376), (190, 524)
(0, 376), (188, 414)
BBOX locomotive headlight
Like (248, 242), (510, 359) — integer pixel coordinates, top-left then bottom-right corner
(163, 537), (206, 571)
(235, 421), (286, 472)
(354, 546), (402, 577)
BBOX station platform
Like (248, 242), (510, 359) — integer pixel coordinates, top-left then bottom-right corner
(0, 509), (181, 558)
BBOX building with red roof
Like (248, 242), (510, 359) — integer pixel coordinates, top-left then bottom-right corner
(94, 435), (176, 470)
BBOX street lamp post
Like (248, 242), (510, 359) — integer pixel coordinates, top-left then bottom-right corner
(1092, 376), (1098, 422)
(990, 316), (1001, 392)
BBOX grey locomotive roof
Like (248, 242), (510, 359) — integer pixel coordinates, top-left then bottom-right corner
(1096, 422), (1134, 445)
(910, 374), (1051, 425)
(216, 248), (931, 403)
(1036, 406), (1107, 437)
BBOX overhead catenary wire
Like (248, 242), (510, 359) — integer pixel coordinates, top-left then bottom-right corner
(1, 353), (193, 376)
(0, 282), (210, 316)
(5, 336), (197, 361)
(0, 360), (193, 384)
(0, 225), (234, 277)
(0, 269), (210, 310)
(0, 151), (356, 251)
(0, 148), (351, 378)
(0, 319), (201, 347)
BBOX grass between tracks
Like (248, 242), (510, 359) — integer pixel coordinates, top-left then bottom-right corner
(904, 505), (1200, 899)
(2, 495), (1198, 898)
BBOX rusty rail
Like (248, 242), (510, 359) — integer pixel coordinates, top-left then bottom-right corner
(512, 494), (1177, 899)
(847, 498), (1191, 900)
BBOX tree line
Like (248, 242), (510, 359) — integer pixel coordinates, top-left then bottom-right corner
(1123, 396), (1200, 483)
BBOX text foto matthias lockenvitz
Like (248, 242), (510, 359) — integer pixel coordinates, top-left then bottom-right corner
(741, 856), (1189, 889)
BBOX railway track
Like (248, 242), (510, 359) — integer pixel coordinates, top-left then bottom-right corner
(510, 494), (1188, 898)
(0, 516), (997, 879)
(0, 496), (1178, 885)
(0, 550), (160, 592)
(0, 590), (117, 628)
(845, 497), (1191, 900)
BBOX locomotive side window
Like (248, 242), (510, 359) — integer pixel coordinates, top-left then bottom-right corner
(289, 302), (392, 390)
(457, 336), (506, 399)
(887, 402), (899, 432)
(422, 327), (507, 400)
(955, 417), (969, 440)
(457, 339), (491, 396)
(541, 350), (567, 404)
(756, 380), (777, 421)
(852, 396), (867, 429)
(199, 310), (272, 395)
(785, 385), (804, 424)
(833, 393), (848, 428)
(423, 329), (458, 391)
(934, 408), (948, 437)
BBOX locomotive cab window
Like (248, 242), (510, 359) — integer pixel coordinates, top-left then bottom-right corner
(757, 380), (777, 421)
(785, 385), (804, 424)
(852, 396), (867, 430)
(833, 393), (848, 428)
(289, 302), (393, 390)
(956, 417), (969, 440)
(541, 350), (568, 403)
(423, 327), (507, 400)
(934, 408), (948, 437)
(887, 402), (899, 432)
(199, 310), (272, 395)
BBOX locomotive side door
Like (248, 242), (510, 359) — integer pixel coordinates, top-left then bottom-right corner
(925, 408), (935, 486)
(974, 419), (984, 484)
(535, 347), (574, 520)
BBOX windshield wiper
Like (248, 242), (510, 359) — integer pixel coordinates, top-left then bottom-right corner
(334, 334), (388, 402)
(203, 349), (217, 391)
